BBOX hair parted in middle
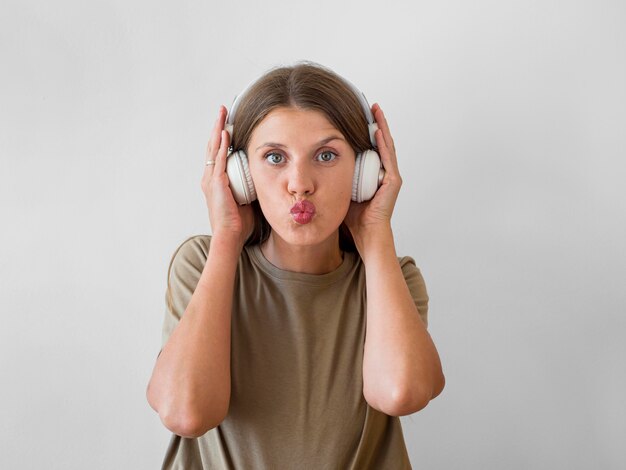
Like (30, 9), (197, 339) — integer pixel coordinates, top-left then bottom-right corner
(231, 61), (372, 251)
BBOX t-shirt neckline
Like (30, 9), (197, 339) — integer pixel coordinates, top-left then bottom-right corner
(246, 243), (357, 285)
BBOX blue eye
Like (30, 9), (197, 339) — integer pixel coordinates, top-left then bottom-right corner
(317, 151), (337, 162)
(265, 152), (284, 165)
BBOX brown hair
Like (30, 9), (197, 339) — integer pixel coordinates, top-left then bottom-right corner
(231, 61), (372, 252)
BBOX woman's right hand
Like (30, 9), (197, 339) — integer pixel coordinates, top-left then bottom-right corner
(201, 106), (255, 249)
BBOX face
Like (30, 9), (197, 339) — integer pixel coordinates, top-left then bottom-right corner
(246, 106), (356, 248)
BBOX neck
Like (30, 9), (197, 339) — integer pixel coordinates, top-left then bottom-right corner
(260, 232), (344, 274)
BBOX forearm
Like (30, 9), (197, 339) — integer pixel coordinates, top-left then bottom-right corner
(147, 235), (241, 437)
(357, 225), (445, 416)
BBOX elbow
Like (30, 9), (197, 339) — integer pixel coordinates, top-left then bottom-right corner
(383, 387), (431, 417)
(370, 372), (446, 417)
(431, 370), (446, 400)
(146, 382), (228, 438)
(161, 408), (226, 438)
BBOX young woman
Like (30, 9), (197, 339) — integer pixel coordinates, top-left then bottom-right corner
(147, 61), (445, 469)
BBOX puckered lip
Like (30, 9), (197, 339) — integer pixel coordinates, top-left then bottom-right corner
(290, 200), (316, 215)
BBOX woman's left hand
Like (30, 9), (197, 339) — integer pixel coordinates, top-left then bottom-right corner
(344, 103), (402, 245)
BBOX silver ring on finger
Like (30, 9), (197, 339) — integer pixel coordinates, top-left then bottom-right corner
(205, 160), (216, 166)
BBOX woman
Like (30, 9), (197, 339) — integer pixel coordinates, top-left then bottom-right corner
(147, 61), (445, 469)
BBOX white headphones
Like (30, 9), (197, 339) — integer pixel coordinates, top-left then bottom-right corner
(223, 71), (385, 205)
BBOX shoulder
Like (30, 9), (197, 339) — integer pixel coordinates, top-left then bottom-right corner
(396, 254), (430, 327)
(168, 234), (212, 271)
(172, 234), (212, 257)
(165, 235), (214, 294)
(397, 254), (418, 270)
(163, 235), (212, 319)
(161, 235), (213, 347)
(396, 254), (424, 282)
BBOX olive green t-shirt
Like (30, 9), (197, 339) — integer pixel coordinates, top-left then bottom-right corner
(159, 234), (429, 470)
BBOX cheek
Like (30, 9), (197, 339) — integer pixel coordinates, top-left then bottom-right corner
(339, 166), (355, 198)
(338, 181), (352, 202)
(248, 166), (278, 217)
(248, 162), (268, 195)
(329, 172), (355, 217)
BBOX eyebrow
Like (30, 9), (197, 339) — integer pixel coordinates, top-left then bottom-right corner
(255, 136), (346, 152)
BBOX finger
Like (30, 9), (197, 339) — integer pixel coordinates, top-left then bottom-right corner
(207, 106), (227, 158)
(372, 103), (395, 150)
(213, 130), (230, 176)
(375, 128), (399, 174)
(204, 108), (226, 176)
(374, 127), (387, 151)
(373, 105), (399, 165)
(374, 128), (391, 165)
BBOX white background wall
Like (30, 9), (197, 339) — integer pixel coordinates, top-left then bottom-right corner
(1, 0), (624, 468)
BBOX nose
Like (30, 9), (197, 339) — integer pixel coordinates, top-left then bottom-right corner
(287, 160), (314, 197)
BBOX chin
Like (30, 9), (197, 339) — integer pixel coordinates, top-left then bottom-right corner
(268, 216), (342, 246)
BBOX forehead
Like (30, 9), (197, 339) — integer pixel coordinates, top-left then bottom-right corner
(250, 106), (342, 141)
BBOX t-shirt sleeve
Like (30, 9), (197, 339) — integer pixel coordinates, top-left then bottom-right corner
(398, 256), (429, 328)
(161, 235), (211, 349)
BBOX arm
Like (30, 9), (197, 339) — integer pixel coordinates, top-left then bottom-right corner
(356, 224), (445, 416)
(344, 103), (444, 416)
(147, 106), (254, 437)
(146, 235), (242, 438)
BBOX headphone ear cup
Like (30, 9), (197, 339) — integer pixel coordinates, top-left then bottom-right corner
(352, 150), (385, 202)
(226, 150), (257, 205)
